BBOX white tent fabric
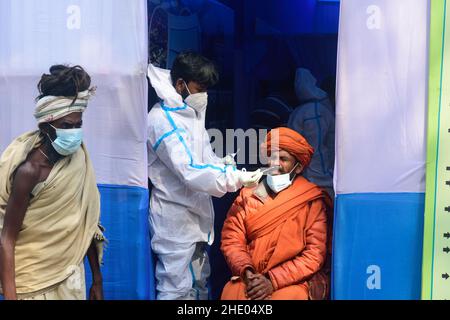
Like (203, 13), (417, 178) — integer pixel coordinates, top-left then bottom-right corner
(335, 0), (429, 194)
(0, 0), (148, 187)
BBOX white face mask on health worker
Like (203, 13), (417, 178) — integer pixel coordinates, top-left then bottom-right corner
(183, 80), (208, 113)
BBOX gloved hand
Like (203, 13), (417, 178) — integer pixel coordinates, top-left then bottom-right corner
(222, 154), (237, 167)
(238, 169), (263, 188)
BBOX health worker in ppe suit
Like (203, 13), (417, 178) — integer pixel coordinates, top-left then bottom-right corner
(288, 68), (335, 199)
(147, 52), (263, 300)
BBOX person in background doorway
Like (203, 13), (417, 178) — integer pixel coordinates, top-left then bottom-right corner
(288, 68), (335, 200)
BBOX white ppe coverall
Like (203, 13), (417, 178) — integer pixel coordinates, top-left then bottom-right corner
(147, 64), (243, 300)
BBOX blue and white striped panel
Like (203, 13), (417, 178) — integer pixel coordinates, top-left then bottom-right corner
(333, 0), (429, 299)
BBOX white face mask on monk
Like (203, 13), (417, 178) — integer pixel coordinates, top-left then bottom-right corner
(266, 162), (299, 193)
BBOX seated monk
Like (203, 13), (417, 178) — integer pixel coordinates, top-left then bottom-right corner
(220, 127), (329, 300)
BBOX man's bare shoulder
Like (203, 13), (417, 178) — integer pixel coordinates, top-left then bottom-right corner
(12, 158), (41, 189)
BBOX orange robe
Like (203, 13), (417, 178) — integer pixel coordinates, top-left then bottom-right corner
(220, 176), (327, 300)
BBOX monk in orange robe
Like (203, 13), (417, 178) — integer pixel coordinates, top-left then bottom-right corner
(221, 127), (329, 300)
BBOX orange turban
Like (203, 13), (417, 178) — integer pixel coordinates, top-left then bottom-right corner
(261, 127), (314, 168)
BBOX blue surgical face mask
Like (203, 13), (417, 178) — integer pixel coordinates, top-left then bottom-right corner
(266, 162), (299, 193)
(48, 124), (83, 156)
